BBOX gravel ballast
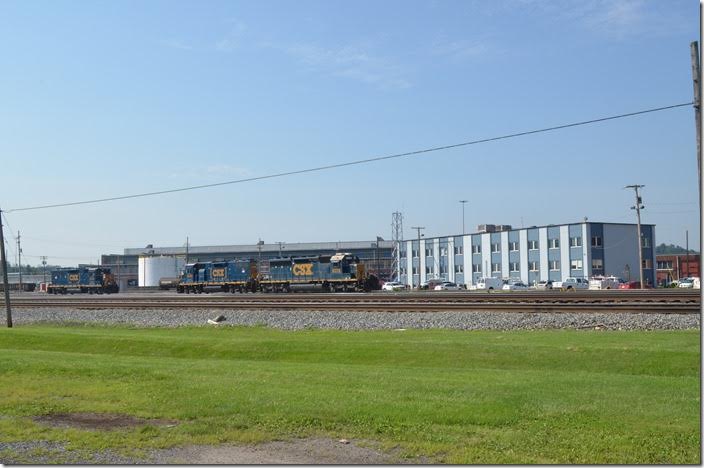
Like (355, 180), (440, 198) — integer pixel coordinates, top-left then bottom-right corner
(11, 307), (700, 330)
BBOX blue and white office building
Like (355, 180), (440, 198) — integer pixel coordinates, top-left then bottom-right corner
(397, 222), (656, 287)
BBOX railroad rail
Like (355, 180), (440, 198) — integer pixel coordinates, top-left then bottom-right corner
(3, 290), (700, 314)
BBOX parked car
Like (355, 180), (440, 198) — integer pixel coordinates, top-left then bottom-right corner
(502, 280), (529, 291)
(381, 281), (405, 292)
(553, 277), (589, 291)
(536, 280), (553, 290)
(588, 276), (622, 290)
(618, 281), (641, 289)
(475, 277), (504, 291)
(678, 277), (700, 289)
(420, 279), (445, 290)
(434, 281), (461, 291)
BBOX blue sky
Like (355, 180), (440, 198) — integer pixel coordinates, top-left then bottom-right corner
(0, 0), (699, 266)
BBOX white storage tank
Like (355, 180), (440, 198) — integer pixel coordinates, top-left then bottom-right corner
(138, 256), (185, 287)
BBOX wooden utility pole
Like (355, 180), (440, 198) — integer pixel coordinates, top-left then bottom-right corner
(691, 40), (702, 270)
(0, 209), (12, 327)
(692, 41), (701, 199)
(626, 185), (646, 289)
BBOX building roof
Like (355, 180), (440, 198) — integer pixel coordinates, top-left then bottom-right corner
(406, 221), (656, 242)
(124, 240), (395, 256)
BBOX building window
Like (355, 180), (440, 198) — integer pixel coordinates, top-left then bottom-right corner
(657, 260), (673, 270)
(472, 264), (482, 273)
(472, 244), (481, 254)
(509, 241), (519, 251)
(570, 259), (583, 270)
(549, 238), (559, 249)
(592, 259), (603, 270)
(491, 243), (500, 253)
(425, 266), (435, 275)
(455, 264), (464, 273)
(591, 236), (602, 247)
(412, 266), (418, 275)
(510, 262), (520, 272)
(641, 237), (651, 248)
(528, 240), (538, 250)
(440, 265), (447, 274)
(491, 263), (501, 273)
(425, 248), (432, 257)
(570, 237), (582, 247)
(440, 247), (448, 257)
(529, 261), (539, 272)
(400, 250), (406, 258)
(642, 259), (653, 269)
(413, 249), (418, 258)
(549, 260), (560, 271)
(454, 246), (464, 255)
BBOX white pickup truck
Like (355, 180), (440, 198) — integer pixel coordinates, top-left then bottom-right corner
(588, 276), (622, 290)
(553, 277), (589, 291)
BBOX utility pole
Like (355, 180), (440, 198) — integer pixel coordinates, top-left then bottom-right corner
(276, 241), (284, 257)
(626, 185), (646, 289)
(0, 209), (12, 327)
(459, 200), (468, 235)
(41, 256), (47, 285)
(411, 226), (425, 289)
(691, 41), (701, 211)
(16, 231), (21, 294)
(691, 40), (702, 268)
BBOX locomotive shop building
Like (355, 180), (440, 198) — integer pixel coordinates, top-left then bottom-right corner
(397, 221), (656, 288)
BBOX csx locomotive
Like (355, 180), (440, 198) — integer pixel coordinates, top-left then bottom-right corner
(48, 266), (120, 294)
(177, 252), (379, 293)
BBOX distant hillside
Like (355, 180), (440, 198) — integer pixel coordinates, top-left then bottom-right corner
(655, 243), (699, 255)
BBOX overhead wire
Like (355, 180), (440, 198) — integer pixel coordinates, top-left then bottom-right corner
(4, 101), (694, 213)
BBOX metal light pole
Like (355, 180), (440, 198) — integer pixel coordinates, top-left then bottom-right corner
(626, 185), (646, 289)
(411, 226), (425, 289)
(459, 200), (468, 235)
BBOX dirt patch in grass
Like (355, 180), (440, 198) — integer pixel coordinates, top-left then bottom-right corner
(34, 413), (178, 431)
(151, 437), (421, 464)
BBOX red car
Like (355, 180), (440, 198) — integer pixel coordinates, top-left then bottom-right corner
(618, 281), (641, 289)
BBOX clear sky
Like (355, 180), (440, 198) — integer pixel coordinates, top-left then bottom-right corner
(0, 0), (700, 266)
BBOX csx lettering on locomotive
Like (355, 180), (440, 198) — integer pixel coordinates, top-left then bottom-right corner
(292, 263), (313, 276)
(212, 268), (225, 278)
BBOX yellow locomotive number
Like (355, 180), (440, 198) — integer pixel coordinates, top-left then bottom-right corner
(68, 274), (79, 282)
(212, 268), (225, 278)
(292, 264), (313, 276)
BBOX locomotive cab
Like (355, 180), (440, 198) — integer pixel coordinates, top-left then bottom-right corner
(330, 253), (359, 277)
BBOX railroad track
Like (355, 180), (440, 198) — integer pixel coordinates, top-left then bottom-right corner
(4, 290), (700, 314)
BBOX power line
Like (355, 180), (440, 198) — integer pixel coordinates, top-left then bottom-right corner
(6, 101), (694, 213)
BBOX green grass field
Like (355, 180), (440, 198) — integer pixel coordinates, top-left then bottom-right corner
(0, 325), (700, 464)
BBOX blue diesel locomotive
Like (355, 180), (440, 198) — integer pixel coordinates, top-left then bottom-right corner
(177, 252), (379, 293)
(48, 266), (119, 294)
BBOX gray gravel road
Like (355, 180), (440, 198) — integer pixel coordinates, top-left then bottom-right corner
(10, 307), (700, 330)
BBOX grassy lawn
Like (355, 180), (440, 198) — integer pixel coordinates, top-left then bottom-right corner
(0, 325), (699, 464)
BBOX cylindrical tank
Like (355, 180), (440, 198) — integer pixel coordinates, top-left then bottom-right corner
(138, 256), (186, 287)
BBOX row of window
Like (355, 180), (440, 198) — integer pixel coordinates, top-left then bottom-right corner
(400, 236), (628, 258)
(401, 235), (655, 259)
(401, 258), (653, 275)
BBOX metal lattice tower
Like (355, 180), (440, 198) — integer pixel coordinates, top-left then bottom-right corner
(391, 212), (403, 281)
